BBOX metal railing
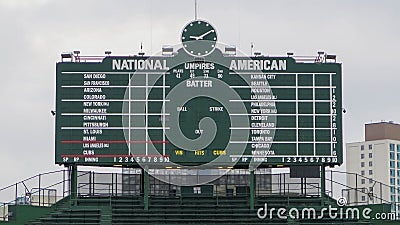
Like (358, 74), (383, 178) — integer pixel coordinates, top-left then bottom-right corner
(0, 168), (398, 221)
(0, 170), (94, 221)
(0, 170), (69, 221)
(324, 170), (394, 205)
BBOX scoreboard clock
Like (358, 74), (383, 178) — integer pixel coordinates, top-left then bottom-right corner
(181, 20), (217, 56)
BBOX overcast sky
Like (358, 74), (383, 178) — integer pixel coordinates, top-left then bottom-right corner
(0, 0), (399, 190)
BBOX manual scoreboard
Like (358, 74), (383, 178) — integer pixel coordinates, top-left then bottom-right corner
(55, 20), (342, 168)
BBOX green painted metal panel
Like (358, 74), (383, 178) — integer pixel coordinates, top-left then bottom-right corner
(56, 48), (342, 168)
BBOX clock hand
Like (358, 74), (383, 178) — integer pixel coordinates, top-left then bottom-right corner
(189, 35), (200, 40)
(197, 30), (214, 40)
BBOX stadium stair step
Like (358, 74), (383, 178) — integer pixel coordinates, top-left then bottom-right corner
(23, 195), (374, 225)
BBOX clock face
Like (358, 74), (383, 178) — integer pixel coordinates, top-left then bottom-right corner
(181, 20), (217, 56)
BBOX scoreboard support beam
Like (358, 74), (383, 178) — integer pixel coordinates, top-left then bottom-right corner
(320, 166), (326, 205)
(69, 165), (78, 206)
(143, 166), (149, 211)
(249, 169), (255, 210)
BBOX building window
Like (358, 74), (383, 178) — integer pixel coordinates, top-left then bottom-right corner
(398, 179), (400, 185)
(391, 187), (395, 194)
(391, 178), (395, 185)
(391, 195), (395, 202)
(369, 187), (373, 192)
(369, 153), (373, 158)
(361, 145), (364, 151)
(361, 162), (365, 167)
(361, 154), (365, 159)
(397, 162), (400, 168)
(390, 170), (395, 177)
(369, 161), (373, 167)
(397, 144), (400, 153)
(362, 196), (366, 201)
(361, 179), (365, 184)
(369, 170), (373, 175)
(390, 152), (395, 160)
(369, 178), (373, 184)
(390, 161), (395, 168)
(390, 144), (395, 151)
(398, 170), (400, 177)
(369, 144), (372, 150)
(361, 170), (365, 176)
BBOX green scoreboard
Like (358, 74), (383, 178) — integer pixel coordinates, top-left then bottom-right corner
(55, 20), (342, 169)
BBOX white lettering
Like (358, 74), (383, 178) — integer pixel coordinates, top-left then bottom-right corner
(230, 60), (287, 71)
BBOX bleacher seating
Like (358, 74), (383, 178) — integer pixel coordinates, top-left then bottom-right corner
(21, 193), (374, 225)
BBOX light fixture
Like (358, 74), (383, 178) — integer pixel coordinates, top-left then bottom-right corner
(51, 110), (56, 116)
(61, 52), (73, 62)
(326, 54), (336, 62)
(61, 52), (72, 58)
(225, 45), (236, 55)
(73, 50), (80, 62)
(105, 50), (112, 56)
(162, 46), (173, 55)
(326, 55), (336, 59)
(138, 42), (144, 56)
(254, 52), (262, 57)
(287, 52), (294, 57)
(315, 51), (325, 63)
